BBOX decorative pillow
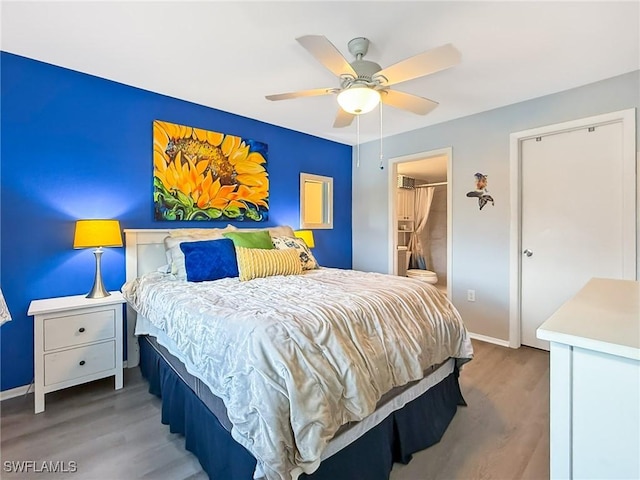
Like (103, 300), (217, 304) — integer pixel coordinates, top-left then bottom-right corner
(164, 224), (238, 279)
(223, 231), (275, 249)
(271, 236), (319, 270)
(235, 246), (302, 281)
(179, 239), (239, 282)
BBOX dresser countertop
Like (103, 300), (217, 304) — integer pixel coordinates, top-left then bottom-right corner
(537, 277), (639, 360)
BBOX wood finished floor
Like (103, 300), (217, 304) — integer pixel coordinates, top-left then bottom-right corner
(0, 340), (549, 480)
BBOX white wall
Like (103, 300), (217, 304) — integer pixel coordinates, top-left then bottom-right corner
(352, 70), (639, 342)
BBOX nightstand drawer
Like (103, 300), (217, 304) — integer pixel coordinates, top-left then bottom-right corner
(44, 341), (115, 386)
(44, 309), (115, 351)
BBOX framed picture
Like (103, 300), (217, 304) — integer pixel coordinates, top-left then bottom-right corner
(153, 120), (268, 221)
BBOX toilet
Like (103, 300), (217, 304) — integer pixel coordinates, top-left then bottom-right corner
(398, 247), (439, 284)
(406, 268), (439, 284)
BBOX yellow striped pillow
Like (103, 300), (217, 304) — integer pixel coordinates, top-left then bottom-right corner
(235, 246), (303, 281)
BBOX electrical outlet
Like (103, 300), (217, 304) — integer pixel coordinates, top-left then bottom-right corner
(467, 290), (476, 302)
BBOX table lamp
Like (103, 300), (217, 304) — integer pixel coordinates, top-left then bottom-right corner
(73, 219), (123, 298)
(294, 230), (315, 249)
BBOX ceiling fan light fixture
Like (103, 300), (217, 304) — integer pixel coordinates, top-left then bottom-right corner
(337, 86), (380, 115)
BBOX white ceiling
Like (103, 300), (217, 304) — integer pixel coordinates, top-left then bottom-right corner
(2, 1), (638, 146)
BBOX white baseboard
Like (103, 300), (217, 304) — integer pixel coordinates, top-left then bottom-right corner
(468, 332), (512, 348)
(0, 384), (32, 401)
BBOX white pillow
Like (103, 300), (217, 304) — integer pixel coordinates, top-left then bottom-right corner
(167, 224), (238, 238)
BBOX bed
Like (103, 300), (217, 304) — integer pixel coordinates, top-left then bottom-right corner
(122, 227), (473, 480)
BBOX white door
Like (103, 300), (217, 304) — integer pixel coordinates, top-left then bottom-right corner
(520, 121), (633, 349)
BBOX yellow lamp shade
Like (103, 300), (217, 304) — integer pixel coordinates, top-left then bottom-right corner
(294, 230), (315, 249)
(73, 219), (123, 249)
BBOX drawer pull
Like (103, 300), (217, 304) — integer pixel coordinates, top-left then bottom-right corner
(79, 360), (86, 366)
(78, 327), (86, 333)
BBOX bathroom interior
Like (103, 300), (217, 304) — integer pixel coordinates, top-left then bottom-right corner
(396, 155), (448, 296)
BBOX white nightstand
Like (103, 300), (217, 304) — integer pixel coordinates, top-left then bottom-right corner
(28, 292), (125, 414)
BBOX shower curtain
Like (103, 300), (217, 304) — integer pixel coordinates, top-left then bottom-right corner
(408, 187), (435, 270)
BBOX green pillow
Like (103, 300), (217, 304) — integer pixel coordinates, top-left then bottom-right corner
(222, 230), (275, 249)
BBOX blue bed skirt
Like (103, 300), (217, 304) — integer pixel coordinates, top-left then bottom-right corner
(139, 335), (466, 480)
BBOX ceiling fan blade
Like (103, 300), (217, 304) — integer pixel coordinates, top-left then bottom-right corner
(374, 43), (461, 86)
(296, 35), (357, 78)
(265, 87), (337, 101)
(333, 108), (355, 128)
(381, 89), (439, 115)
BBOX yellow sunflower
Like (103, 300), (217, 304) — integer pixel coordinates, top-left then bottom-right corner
(155, 152), (207, 198)
(197, 176), (244, 210)
(153, 120), (268, 214)
(222, 136), (268, 204)
(229, 184), (269, 209)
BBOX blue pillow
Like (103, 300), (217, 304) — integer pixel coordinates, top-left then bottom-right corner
(179, 238), (239, 282)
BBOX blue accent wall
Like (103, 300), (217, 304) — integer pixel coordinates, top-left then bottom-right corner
(0, 52), (352, 391)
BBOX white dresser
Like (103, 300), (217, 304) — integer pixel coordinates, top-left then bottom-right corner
(537, 278), (639, 479)
(28, 292), (124, 413)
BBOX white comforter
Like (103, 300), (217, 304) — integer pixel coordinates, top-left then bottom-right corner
(122, 268), (473, 480)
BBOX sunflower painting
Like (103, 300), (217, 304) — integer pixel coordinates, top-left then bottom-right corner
(153, 120), (269, 221)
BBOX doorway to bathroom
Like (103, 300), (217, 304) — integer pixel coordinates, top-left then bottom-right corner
(388, 147), (452, 298)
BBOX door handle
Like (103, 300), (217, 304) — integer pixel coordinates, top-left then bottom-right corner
(523, 249), (533, 257)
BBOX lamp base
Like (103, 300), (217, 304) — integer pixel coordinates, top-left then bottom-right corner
(86, 285), (111, 299)
(86, 248), (111, 299)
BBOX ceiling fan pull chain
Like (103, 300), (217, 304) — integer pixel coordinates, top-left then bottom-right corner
(379, 102), (384, 170)
(356, 114), (360, 168)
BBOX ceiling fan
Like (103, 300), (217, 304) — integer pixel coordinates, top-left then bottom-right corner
(265, 35), (461, 128)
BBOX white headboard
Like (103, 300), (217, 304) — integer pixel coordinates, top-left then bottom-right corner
(125, 229), (171, 280)
(123, 229), (170, 367)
